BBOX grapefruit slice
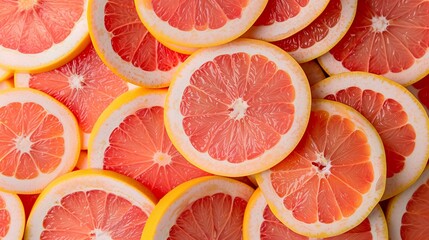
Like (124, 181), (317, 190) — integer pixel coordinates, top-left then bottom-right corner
(318, 0), (429, 86)
(312, 72), (429, 200)
(0, 68), (12, 82)
(25, 169), (156, 240)
(141, 176), (254, 239)
(244, 0), (330, 42)
(88, 0), (188, 88)
(88, 88), (211, 199)
(0, 88), (80, 194)
(134, 0), (268, 48)
(15, 43), (131, 150)
(300, 60), (327, 86)
(0, 191), (25, 240)
(165, 38), (311, 177)
(0, 0), (89, 73)
(256, 99), (386, 238)
(272, 0), (357, 63)
(407, 74), (429, 116)
(387, 166), (429, 240)
(243, 188), (388, 239)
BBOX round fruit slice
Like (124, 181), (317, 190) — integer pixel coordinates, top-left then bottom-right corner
(134, 0), (268, 48)
(0, 68), (12, 82)
(165, 38), (311, 177)
(243, 188), (388, 240)
(0, 0), (89, 72)
(318, 0), (429, 86)
(141, 176), (254, 239)
(407, 74), (429, 116)
(88, 88), (211, 199)
(312, 72), (429, 200)
(256, 99), (386, 238)
(387, 166), (429, 240)
(88, 0), (188, 88)
(15, 43), (131, 150)
(244, 0), (330, 42)
(0, 191), (25, 240)
(272, 0), (357, 63)
(0, 88), (80, 194)
(25, 169), (156, 240)
(300, 60), (326, 86)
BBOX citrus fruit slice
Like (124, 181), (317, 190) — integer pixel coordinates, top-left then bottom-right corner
(0, 191), (25, 240)
(312, 72), (429, 200)
(134, 0), (268, 48)
(272, 0), (357, 63)
(25, 169), (156, 239)
(256, 99), (386, 238)
(243, 188), (388, 239)
(244, 0), (330, 42)
(165, 38), (311, 177)
(88, 0), (188, 88)
(318, 0), (429, 86)
(0, 88), (80, 194)
(387, 166), (429, 240)
(141, 176), (254, 239)
(407, 74), (429, 116)
(300, 60), (326, 86)
(0, 68), (12, 82)
(15, 43), (131, 150)
(0, 0), (89, 73)
(88, 88), (211, 199)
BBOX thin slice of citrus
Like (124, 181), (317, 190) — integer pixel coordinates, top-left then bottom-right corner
(88, 88), (211, 199)
(0, 0), (90, 73)
(256, 99), (386, 238)
(88, 0), (188, 88)
(25, 169), (156, 239)
(312, 72), (429, 200)
(0, 190), (25, 240)
(300, 60), (327, 86)
(0, 68), (12, 82)
(318, 0), (429, 86)
(134, 0), (268, 48)
(407, 74), (429, 116)
(243, 188), (388, 239)
(141, 176), (254, 239)
(0, 88), (80, 194)
(15, 43), (131, 150)
(387, 165), (429, 240)
(272, 0), (357, 63)
(165, 38), (311, 177)
(244, 0), (330, 42)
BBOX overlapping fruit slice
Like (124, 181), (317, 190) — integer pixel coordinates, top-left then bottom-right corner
(407, 74), (429, 115)
(0, 190), (25, 240)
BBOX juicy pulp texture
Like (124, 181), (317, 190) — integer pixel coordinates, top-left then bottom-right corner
(401, 179), (429, 239)
(254, 0), (309, 26)
(0, 196), (10, 238)
(412, 75), (429, 110)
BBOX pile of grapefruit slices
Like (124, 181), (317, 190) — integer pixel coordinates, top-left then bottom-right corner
(0, 0), (428, 239)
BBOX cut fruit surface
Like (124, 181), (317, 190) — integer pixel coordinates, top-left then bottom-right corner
(135, 0), (268, 48)
(318, 0), (429, 85)
(141, 176), (254, 239)
(243, 188), (388, 240)
(245, 0), (330, 42)
(15, 43), (131, 150)
(256, 99), (386, 238)
(88, 88), (211, 199)
(0, 68), (12, 82)
(272, 0), (357, 63)
(0, 0), (90, 72)
(312, 72), (429, 200)
(300, 60), (327, 86)
(165, 38), (311, 177)
(0, 88), (80, 194)
(407, 74), (429, 116)
(88, 0), (188, 88)
(0, 190), (25, 240)
(387, 166), (429, 240)
(25, 169), (156, 240)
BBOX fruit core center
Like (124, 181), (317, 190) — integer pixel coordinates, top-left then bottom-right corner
(228, 98), (248, 120)
(15, 135), (32, 153)
(18, 0), (38, 10)
(90, 229), (112, 240)
(371, 16), (389, 32)
(69, 74), (84, 89)
(312, 153), (331, 176)
(153, 152), (172, 166)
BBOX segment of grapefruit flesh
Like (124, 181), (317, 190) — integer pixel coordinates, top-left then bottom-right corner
(181, 53), (295, 163)
(254, 0), (310, 26)
(0, 196), (10, 237)
(40, 190), (148, 239)
(407, 74), (429, 115)
(169, 193), (247, 239)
